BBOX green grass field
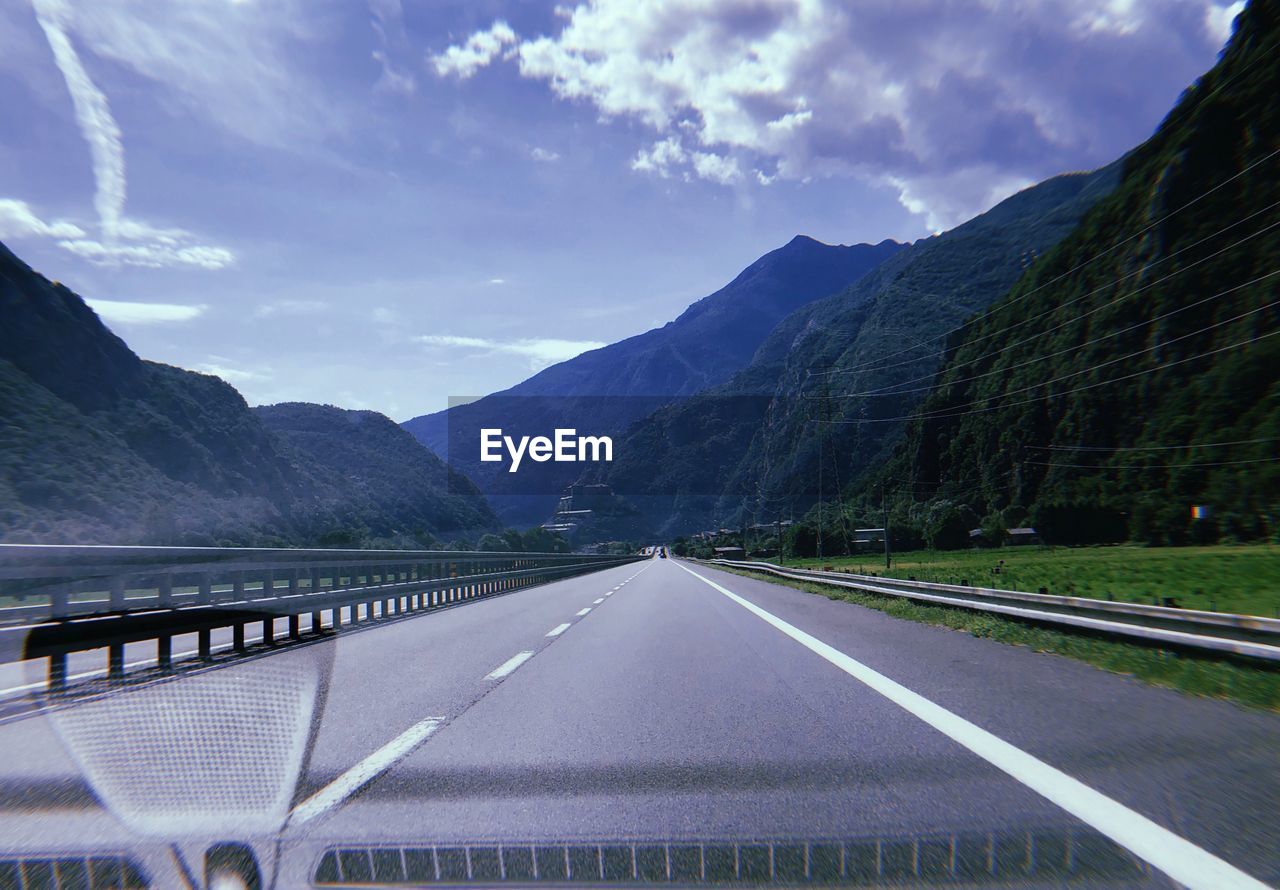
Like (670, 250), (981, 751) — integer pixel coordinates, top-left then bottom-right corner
(783, 543), (1280, 617)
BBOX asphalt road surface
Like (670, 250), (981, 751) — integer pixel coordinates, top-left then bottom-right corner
(0, 556), (1277, 888)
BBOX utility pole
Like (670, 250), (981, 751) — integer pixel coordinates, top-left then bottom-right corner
(816, 370), (829, 562)
(776, 517), (783, 566)
(883, 487), (891, 570)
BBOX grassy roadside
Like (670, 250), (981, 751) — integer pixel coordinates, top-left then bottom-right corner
(783, 543), (1280, 617)
(715, 564), (1280, 712)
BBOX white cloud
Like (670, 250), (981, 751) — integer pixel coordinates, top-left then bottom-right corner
(32, 0), (125, 238)
(253, 299), (327, 318)
(417, 334), (606, 370)
(27, 0), (235, 269)
(429, 20), (516, 80)
(86, 298), (207, 324)
(32, 0), (334, 150)
(0, 198), (85, 239)
(487, 277), (506, 285)
(1205, 1), (1245, 42)
(193, 361), (268, 384)
(370, 0), (416, 95)
(530, 146), (561, 163)
(435, 0), (1236, 229)
(631, 136), (742, 185)
(631, 137), (687, 178)
(690, 150), (742, 186)
(58, 235), (234, 269)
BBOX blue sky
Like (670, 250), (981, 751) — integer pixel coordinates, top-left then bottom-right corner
(0, 0), (1244, 421)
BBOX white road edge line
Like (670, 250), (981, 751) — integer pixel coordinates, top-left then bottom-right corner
(576, 608), (592, 616)
(546, 623), (572, 637)
(289, 715), (444, 827)
(592, 598), (605, 604)
(486, 650), (535, 680)
(674, 562), (1269, 890)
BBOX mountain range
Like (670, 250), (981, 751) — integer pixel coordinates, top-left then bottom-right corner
(0, 242), (496, 546)
(592, 162), (1120, 536)
(402, 235), (904, 525)
(4, 0), (1272, 550)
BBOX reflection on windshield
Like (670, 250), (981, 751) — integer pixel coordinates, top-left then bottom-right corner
(40, 647), (332, 839)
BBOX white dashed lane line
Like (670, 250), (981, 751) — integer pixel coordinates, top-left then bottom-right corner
(289, 716), (444, 827)
(576, 608), (592, 616)
(592, 598), (605, 604)
(485, 650), (535, 680)
(546, 623), (571, 637)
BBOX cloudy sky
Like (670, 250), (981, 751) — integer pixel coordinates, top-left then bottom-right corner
(0, 0), (1244, 420)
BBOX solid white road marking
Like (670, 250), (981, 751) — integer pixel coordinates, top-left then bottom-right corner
(576, 608), (592, 616)
(546, 623), (572, 637)
(289, 716), (444, 826)
(593, 598), (605, 604)
(674, 562), (1269, 890)
(486, 650), (535, 680)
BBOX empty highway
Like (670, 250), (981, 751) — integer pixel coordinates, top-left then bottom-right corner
(0, 556), (1277, 887)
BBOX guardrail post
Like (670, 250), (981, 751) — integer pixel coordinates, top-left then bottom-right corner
(199, 629), (211, 659)
(233, 571), (245, 602)
(262, 617), (275, 645)
(312, 609), (323, 633)
(50, 583), (69, 619)
(158, 634), (172, 672)
(108, 644), (124, 683)
(49, 653), (67, 693)
(233, 623), (245, 652)
(262, 570), (274, 599)
(158, 574), (173, 608)
(199, 573), (212, 605)
(288, 570), (299, 597)
(110, 576), (125, 611)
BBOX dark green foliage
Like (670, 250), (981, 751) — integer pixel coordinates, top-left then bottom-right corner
(877, 0), (1280, 546)
(923, 500), (979, 550)
(0, 245), (498, 546)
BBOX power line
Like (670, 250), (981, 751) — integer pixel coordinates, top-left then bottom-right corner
(813, 20), (1280, 380)
(820, 270), (1279, 400)
(1031, 437), (1280, 453)
(814, 203), (1280, 382)
(1027, 457), (1280, 470)
(815, 327), (1280, 426)
(818, 303), (1277, 421)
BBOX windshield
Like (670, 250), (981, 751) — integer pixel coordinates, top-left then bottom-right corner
(2, 1), (1279, 888)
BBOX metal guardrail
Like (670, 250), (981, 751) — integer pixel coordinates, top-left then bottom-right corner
(0, 545), (645, 692)
(707, 560), (1280, 663)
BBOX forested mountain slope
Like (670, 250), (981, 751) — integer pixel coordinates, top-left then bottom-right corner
(0, 242), (496, 545)
(874, 0), (1278, 547)
(601, 164), (1120, 535)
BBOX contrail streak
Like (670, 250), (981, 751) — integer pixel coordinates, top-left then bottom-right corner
(32, 0), (125, 240)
